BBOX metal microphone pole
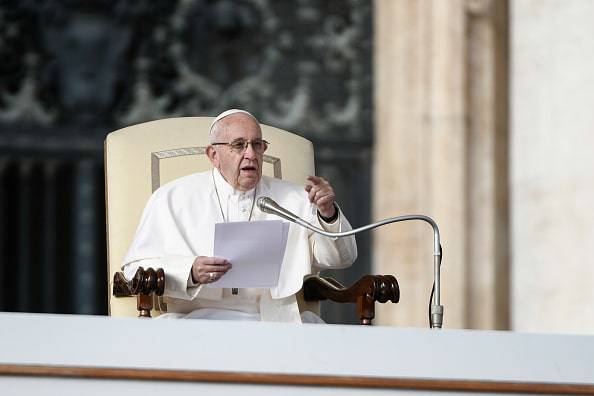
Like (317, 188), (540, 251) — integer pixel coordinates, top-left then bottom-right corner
(258, 197), (444, 329)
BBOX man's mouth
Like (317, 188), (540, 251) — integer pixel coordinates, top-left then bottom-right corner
(240, 166), (257, 172)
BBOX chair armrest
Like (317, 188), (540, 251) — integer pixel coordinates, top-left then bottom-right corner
(112, 267), (165, 317)
(303, 274), (400, 325)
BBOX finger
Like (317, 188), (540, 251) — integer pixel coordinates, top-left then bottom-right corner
(201, 260), (232, 268)
(204, 268), (227, 278)
(312, 189), (325, 203)
(314, 188), (334, 203)
(201, 257), (230, 266)
(308, 185), (321, 202)
(314, 189), (334, 202)
(313, 185), (331, 198)
(200, 272), (221, 284)
(202, 264), (231, 273)
(197, 262), (232, 269)
(316, 195), (335, 208)
(304, 184), (312, 192)
(210, 257), (230, 265)
(306, 175), (325, 185)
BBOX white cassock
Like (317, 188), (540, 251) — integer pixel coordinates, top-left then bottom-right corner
(123, 169), (357, 323)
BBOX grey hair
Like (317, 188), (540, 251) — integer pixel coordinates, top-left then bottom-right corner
(209, 122), (223, 143)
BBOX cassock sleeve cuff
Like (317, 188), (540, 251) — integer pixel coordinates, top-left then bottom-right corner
(159, 256), (201, 300)
(317, 203), (345, 239)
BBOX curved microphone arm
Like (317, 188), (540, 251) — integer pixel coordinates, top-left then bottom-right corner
(257, 197), (444, 329)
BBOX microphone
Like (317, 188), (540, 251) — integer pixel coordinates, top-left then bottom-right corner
(257, 196), (444, 329)
(257, 197), (301, 223)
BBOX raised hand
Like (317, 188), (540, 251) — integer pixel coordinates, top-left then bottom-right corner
(304, 175), (337, 219)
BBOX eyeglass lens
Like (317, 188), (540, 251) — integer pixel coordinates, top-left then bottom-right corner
(230, 139), (267, 153)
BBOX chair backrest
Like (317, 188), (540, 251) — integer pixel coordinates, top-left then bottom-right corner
(105, 117), (316, 317)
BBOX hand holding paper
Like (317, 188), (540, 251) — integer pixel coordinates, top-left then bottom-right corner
(208, 220), (289, 288)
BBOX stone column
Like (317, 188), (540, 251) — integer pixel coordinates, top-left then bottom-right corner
(466, 0), (510, 330)
(374, 0), (509, 329)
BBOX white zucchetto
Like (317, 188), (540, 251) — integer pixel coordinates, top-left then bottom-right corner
(209, 109), (259, 135)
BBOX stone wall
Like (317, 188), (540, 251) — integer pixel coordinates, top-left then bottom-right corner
(511, 0), (594, 334)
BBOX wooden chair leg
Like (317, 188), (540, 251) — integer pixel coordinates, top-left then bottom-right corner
(137, 294), (153, 318)
(357, 294), (375, 325)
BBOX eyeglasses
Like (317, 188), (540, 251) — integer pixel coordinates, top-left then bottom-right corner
(211, 138), (269, 154)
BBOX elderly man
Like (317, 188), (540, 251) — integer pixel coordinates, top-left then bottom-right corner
(123, 109), (357, 322)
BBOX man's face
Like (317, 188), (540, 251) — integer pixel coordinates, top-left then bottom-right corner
(207, 114), (264, 191)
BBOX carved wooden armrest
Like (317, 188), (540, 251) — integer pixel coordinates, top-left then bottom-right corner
(303, 275), (400, 325)
(112, 267), (165, 318)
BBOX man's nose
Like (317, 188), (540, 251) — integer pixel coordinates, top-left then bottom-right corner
(243, 142), (257, 158)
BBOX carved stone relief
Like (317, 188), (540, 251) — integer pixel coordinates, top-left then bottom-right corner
(0, 0), (371, 142)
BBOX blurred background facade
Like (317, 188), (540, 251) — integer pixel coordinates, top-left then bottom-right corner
(1, 0), (593, 333)
(0, 0), (372, 323)
(375, 0), (594, 334)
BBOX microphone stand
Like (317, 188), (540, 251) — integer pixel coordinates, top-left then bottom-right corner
(258, 198), (444, 329)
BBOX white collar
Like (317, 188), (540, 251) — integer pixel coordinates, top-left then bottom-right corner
(212, 168), (256, 199)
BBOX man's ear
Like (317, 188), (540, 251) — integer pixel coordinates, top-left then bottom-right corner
(206, 145), (219, 167)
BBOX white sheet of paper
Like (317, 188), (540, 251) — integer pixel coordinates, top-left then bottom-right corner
(208, 220), (289, 288)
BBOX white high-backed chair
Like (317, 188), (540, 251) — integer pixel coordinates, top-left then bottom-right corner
(105, 117), (399, 323)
